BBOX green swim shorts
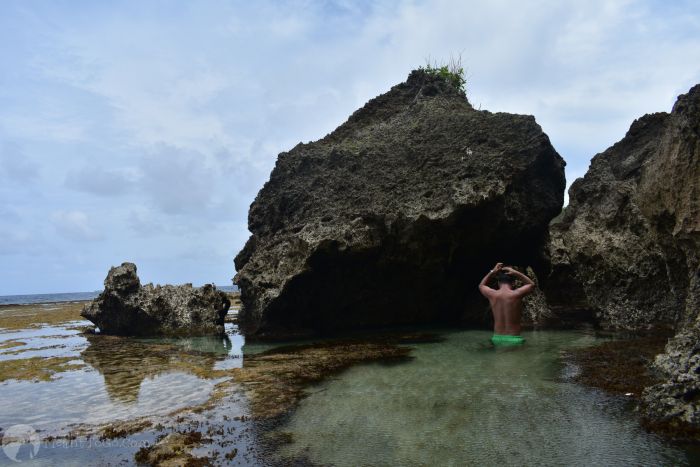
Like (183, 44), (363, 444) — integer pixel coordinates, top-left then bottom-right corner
(491, 334), (525, 346)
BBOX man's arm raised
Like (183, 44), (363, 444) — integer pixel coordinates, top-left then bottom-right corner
(478, 262), (503, 297)
(502, 266), (535, 297)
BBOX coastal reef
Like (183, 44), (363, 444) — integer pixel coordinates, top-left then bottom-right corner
(81, 262), (230, 336)
(546, 84), (700, 436)
(235, 69), (565, 338)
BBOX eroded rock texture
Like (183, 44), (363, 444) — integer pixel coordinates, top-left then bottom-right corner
(544, 84), (700, 331)
(82, 262), (230, 336)
(235, 70), (565, 338)
(643, 324), (700, 430)
(543, 84), (700, 431)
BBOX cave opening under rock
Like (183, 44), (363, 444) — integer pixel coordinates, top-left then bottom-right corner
(248, 202), (551, 338)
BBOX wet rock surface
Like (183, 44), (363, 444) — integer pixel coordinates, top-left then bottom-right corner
(642, 325), (700, 440)
(82, 262), (230, 336)
(235, 69), (565, 338)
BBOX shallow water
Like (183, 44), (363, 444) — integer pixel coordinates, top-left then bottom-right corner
(1, 304), (697, 466)
(276, 329), (695, 466)
(0, 316), (244, 435)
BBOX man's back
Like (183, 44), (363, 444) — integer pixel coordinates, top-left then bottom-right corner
(478, 264), (535, 338)
(484, 287), (524, 335)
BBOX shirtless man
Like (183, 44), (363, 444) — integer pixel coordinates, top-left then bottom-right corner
(478, 262), (535, 346)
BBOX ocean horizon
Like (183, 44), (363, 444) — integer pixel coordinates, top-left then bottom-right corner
(0, 285), (239, 306)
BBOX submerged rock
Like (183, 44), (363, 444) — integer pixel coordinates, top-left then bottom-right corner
(81, 263), (230, 336)
(544, 84), (700, 330)
(235, 69), (565, 338)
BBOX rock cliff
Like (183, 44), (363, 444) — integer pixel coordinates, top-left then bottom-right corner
(235, 69), (565, 338)
(544, 84), (699, 330)
(544, 84), (700, 431)
(82, 262), (230, 336)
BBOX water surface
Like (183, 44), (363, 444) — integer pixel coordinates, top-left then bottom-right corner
(276, 329), (693, 466)
(1, 301), (697, 466)
(0, 318), (243, 434)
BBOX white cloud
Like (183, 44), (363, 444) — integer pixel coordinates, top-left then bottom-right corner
(139, 145), (223, 215)
(50, 210), (103, 241)
(0, 227), (40, 255)
(1, 0), (699, 293)
(65, 166), (140, 197)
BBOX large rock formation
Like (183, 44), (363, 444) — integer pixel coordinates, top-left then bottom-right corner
(544, 84), (700, 431)
(82, 262), (230, 336)
(234, 69), (565, 338)
(544, 84), (699, 330)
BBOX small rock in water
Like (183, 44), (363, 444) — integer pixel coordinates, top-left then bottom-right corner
(81, 262), (230, 336)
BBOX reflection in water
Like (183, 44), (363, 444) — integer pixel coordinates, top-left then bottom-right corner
(80, 334), (231, 403)
(140, 334), (235, 355)
(0, 323), (244, 433)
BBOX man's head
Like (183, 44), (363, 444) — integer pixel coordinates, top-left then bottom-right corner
(496, 271), (514, 288)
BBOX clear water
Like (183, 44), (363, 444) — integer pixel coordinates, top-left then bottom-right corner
(1, 300), (697, 466)
(276, 329), (694, 466)
(0, 321), (244, 434)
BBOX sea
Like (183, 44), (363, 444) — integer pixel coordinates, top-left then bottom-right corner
(0, 285), (239, 306)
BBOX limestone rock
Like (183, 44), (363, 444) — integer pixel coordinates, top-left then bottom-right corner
(642, 324), (700, 427)
(235, 69), (565, 338)
(544, 84), (700, 330)
(82, 262), (230, 336)
(543, 83), (700, 431)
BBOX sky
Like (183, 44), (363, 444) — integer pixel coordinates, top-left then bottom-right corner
(1, 0), (699, 295)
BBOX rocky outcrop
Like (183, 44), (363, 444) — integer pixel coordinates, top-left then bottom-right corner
(82, 262), (230, 336)
(642, 324), (700, 432)
(544, 84), (700, 433)
(544, 84), (700, 331)
(234, 69), (565, 338)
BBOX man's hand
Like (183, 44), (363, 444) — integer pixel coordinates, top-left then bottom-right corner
(479, 262), (504, 297)
(502, 266), (536, 295)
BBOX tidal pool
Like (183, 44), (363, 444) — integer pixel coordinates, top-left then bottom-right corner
(1, 303), (698, 466)
(0, 306), (244, 436)
(274, 329), (696, 466)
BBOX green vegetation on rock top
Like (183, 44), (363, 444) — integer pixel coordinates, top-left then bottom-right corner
(418, 57), (467, 94)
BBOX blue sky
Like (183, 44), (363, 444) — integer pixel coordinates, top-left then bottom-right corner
(1, 0), (699, 294)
